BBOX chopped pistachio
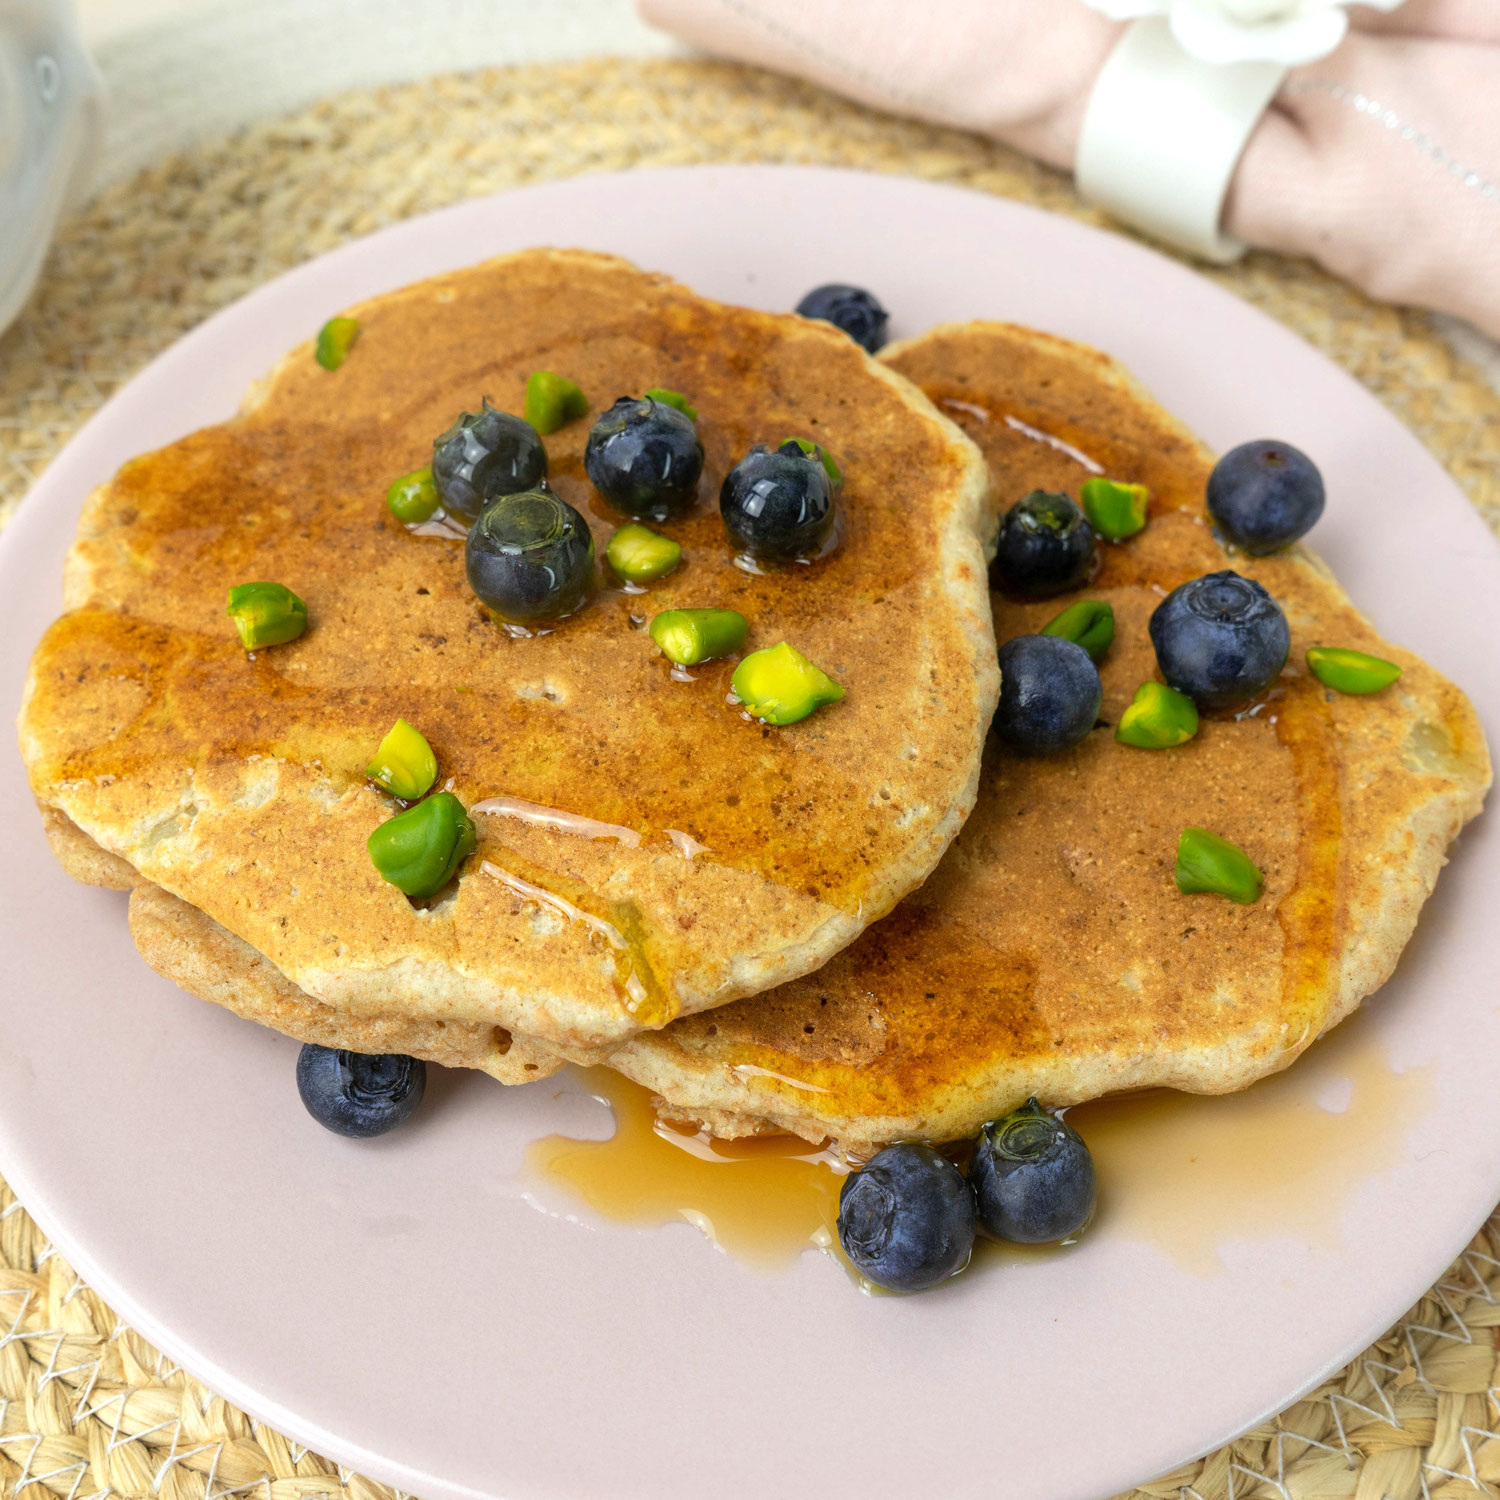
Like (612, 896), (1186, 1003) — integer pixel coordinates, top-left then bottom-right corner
(524, 371), (589, 435)
(732, 642), (845, 725)
(226, 581), (307, 650)
(366, 718), (438, 802)
(1080, 476), (1149, 542)
(1040, 599), (1114, 661)
(367, 792), (475, 898)
(1117, 682), (1199, 749)
(386, 465), (440, 525)
(1175, 827), (1262, 904)
(779, 436), (843, 488)
(607, 524), (682, 585)
(1306, 646), (1402, 695)
(650, 608), (747, 666)
(645, 387), (698, 421)
(314, 316), (361, 371)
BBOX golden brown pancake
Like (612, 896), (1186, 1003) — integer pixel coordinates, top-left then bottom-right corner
(578, 322), (1490, 1151)
(67, 318), (1489, 1159)
(40, 809), (562, 1082)
(19, 252), (999, 1054)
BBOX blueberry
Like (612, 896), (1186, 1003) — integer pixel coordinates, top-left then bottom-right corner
(837, 1143), (976, 1292)
(584, 396), (704, 521)
(465, 489), (595, 622)
(720, 442), (835, 561)
(795, 284), (889, 353)
(1206, 439), (1324, 555)
(995, 634), (1101, 754)
(1149, 569), (1290, 710)
(993, 490), (1096, 598)
(296, 1045), (426, 1138)
(432, 399), (547, 523)
(971, 1099), (1096, 1244)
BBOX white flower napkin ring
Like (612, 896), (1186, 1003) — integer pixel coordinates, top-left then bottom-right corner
(1075, 0), (1407, 261)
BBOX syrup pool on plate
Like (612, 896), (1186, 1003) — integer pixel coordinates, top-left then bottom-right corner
(527, 1006), (1431, 1281)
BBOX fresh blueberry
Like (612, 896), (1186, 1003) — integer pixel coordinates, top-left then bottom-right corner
(431, 399), (547, 523)
(837, 1143), (976, 1292)
(995, 634), (1102, 754)
(1206, 439), (1325, 555)
(993, 490), (1096, 598)
(296, 1045), (426, 1138)
(720, 441), (835, 560)
(1149, 569), (1290, 710)
(584, 396), (704, 521)
(465, 488), (595, 623)
(795, 283), (888, 353)
(971, 1099), (1096, 1244)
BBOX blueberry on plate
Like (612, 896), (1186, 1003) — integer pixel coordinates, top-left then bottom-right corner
(995, 634), (1102, 754)
(431, 399), (547, 523)
(720, 441), (835, 560)
(465, 488), (595, 622)
(837, 1142), (976, 1292)
(296, 1045), (426, 1138)
(794, 283), (888, 353)
(993, 490), (1096, 598)
(1149, 569), (1290, 710)
(1206, 439), (1325, 555)
(971, 1099), (1096, 1244)
(584, 396), (704, 521)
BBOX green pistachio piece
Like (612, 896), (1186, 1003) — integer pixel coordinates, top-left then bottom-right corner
(524, 371), (589, 435)
(1040, 599), (1114, 661)
(366, 718), (438, 802)
(367, 791), (475, 898)
(1306, 646), (1402, 695)
(779, 436), (843, 488)
(1080, 477), (1149, 542)
(645, 387), (697, 421)
(315, 316), (361, 371)
(650, 608), (747, 666)
(1117, 681), (1199, 748)
(226, 581), (307, 650)
(1175, 827), (1262, 904)
(386, 464), (440, 525)
(732, 642), (845, 725)
(607, 524), (683, 585)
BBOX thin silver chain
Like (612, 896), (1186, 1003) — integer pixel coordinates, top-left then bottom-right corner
(1287, 78), (1499, 205)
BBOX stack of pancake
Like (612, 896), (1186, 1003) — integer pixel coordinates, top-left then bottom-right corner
(18, 251), (1490, 1157)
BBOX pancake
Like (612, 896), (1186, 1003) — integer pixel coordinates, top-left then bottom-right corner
(36, 810), (561, 1083)
(578, 321), (1490, 1151)
(19, 252), (998, 1054)
(61, 317), (1490, 1158)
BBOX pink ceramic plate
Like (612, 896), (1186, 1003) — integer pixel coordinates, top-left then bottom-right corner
(2, 167), (1497, 1500)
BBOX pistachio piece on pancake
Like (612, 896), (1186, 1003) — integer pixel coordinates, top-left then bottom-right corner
(225, 581), (306, 650)
(314, 315), (360, 371)
(524, 370), (589, 435)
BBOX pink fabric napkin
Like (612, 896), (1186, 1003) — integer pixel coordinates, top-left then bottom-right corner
(637, 0), (1500, 338)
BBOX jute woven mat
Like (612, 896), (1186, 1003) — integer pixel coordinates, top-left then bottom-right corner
(3, 56), (1500, 1500)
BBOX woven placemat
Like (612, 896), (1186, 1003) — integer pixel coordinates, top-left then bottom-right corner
(4, 56), (1500, 1500)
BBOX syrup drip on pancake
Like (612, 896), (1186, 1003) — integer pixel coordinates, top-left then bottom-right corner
(479, 855), (673, 1026)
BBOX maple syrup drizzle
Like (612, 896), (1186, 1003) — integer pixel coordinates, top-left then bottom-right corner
(472, 795), (643, 847)
(1270, 675), (1346, 1045)
(530, 1005), (1429, 1281)
(478, 859), (671, 1024)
